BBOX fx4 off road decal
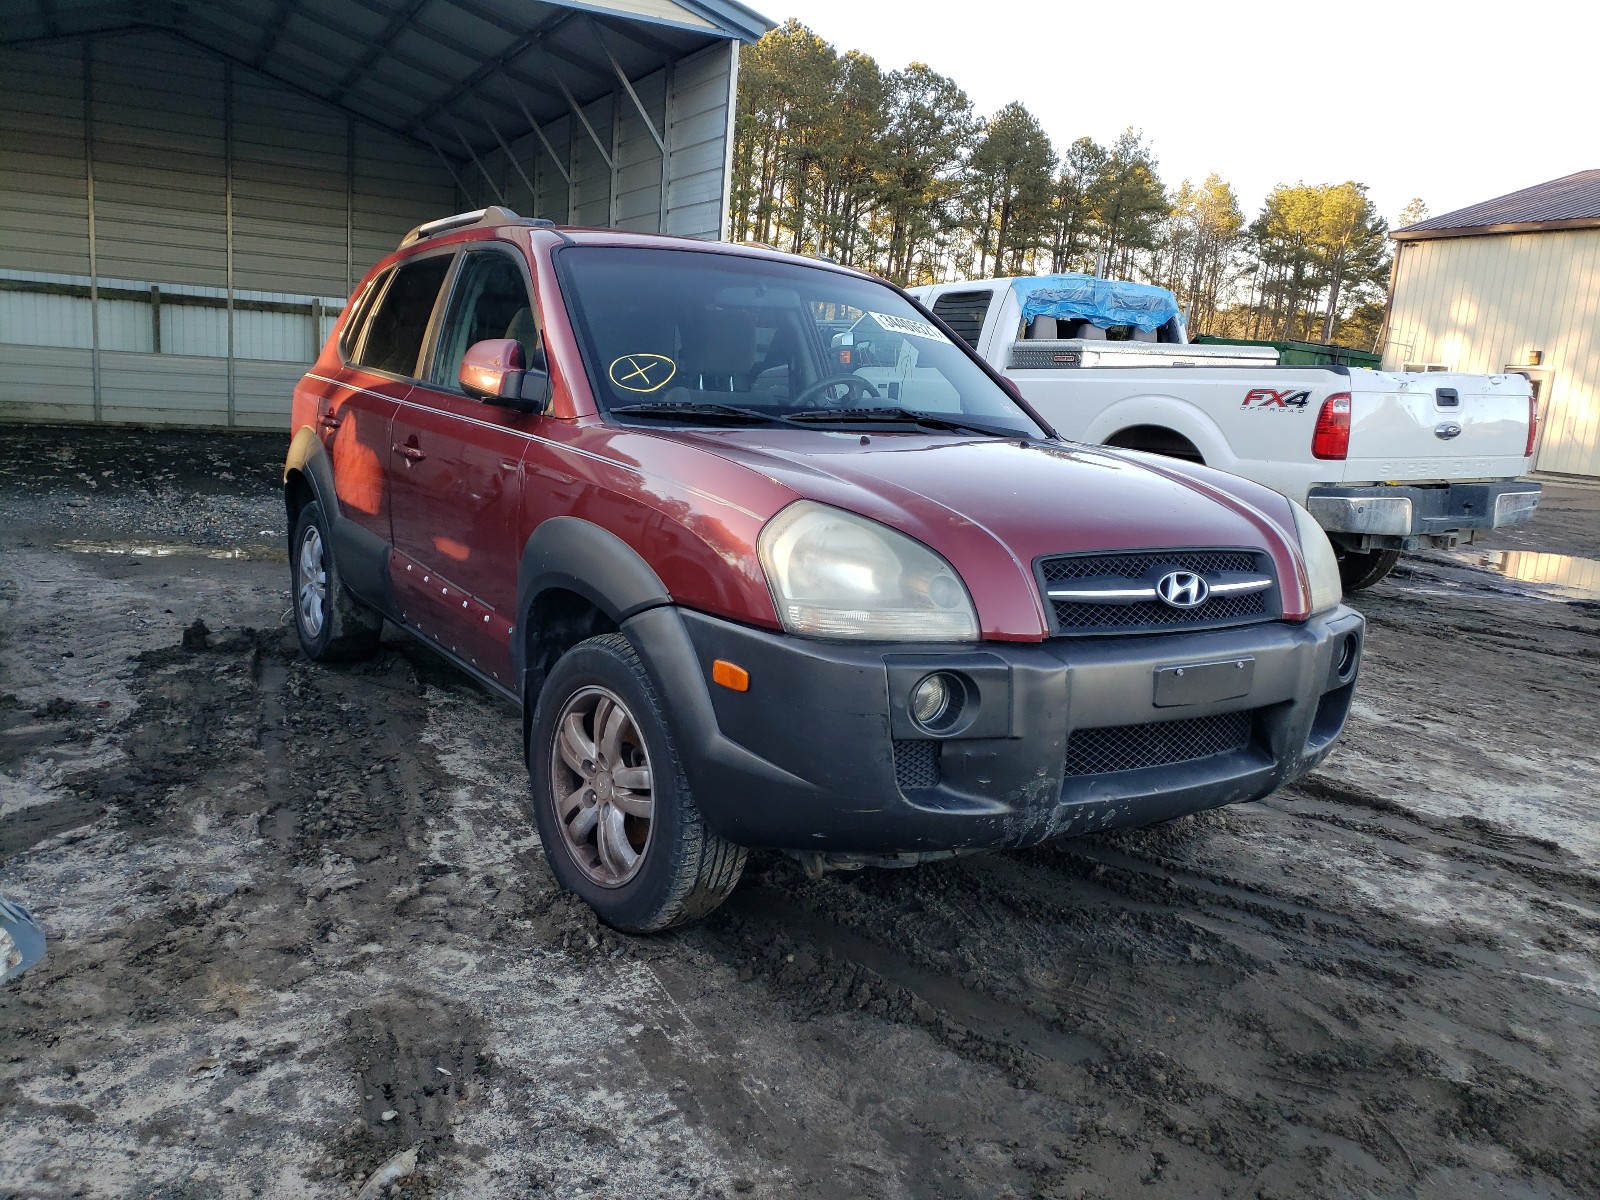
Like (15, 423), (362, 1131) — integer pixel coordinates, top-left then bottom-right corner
(1241, 387), (1311, 410)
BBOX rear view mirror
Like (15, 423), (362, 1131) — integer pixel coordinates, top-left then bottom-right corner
(460, 338), (549, 413)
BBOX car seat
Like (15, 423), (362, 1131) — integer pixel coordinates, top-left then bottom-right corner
(687, 310), (758, 392)
(504, 308), (545, 371)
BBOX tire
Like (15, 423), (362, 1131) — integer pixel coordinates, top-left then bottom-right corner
(529, 633), (746, 933)
(290, 500), (383, 662)
(1337, 547), (1402, 591)
(1103, 427), (1204, 464)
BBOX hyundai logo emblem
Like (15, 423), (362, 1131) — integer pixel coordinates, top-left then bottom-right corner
(1156, 571), (1209, 609)
(1435, 422), (1463, 440)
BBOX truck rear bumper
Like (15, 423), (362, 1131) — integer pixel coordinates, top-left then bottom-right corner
(623, 605), (1364, 856)
(1307, 481), (1541, 546)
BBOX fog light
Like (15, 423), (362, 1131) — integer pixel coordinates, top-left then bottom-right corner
(1336, 633), (1359, 680)
(909, 672), (968, 733)
(910, 674), (949, 724)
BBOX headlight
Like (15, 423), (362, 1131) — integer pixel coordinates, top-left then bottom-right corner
(758, 501), (979, 641)
(1290, 499), (1342, 615)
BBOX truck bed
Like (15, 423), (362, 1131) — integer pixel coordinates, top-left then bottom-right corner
(1007, 339), (1279, 370)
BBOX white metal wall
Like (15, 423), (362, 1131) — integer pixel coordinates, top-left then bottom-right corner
(0, 30), (457, 430)
(1, 28), (742, 433)
(473, 40), (737, 240)
(1382, 229), (1600, 477)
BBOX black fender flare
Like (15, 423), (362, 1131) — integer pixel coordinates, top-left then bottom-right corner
(282, 428), (391, 612)
(283, 426), (339, 529)
(513, 516), (672, 684)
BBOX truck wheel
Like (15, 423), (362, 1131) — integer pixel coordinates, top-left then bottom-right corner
(290, 501), (383, 661)
(1337, 547), (1401, 591)
(1103, 426), (1204, 464)
(529, 633), (746, 933)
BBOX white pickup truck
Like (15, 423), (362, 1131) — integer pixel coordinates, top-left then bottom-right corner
(895, 276), (1542, 589)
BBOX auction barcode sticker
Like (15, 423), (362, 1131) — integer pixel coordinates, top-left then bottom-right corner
(867, 312), (950, 343)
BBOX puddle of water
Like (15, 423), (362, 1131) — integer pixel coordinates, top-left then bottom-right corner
(1452, 549), (1600, 601)
(58, 540), (253, 561)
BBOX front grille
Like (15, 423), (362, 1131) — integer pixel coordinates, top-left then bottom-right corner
(1043, 550), (1260, 582)
(1039, 549), (1277, 636)
(1054, 591), (1270, 632)
(1063, 710), (1254, 777)
(893, 739), (941, 789)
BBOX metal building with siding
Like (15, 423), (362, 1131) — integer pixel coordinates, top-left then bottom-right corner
(0, 0), (770, 431)
(1382, 169), (1600, 478)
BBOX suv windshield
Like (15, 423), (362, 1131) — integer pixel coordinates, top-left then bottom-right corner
(556, 247), (1045, 437)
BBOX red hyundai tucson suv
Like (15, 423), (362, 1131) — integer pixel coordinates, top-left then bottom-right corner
(285, 208), (1363, 931)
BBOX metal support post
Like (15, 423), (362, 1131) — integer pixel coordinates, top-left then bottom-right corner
(83, 40), (101, 420)
(225, 60), (236, 427)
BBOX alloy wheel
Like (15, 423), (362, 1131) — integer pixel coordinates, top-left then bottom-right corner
(548, 686), (655, 887)
(297, 524), (328, 639)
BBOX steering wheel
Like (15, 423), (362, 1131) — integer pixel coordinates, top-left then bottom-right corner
(792, 373), (880, 409)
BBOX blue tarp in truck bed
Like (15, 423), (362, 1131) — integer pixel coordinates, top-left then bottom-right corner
(1012, 275), (1183, 333)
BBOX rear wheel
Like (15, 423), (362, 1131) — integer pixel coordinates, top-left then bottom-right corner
(529, 633), (745, 932)
(1103, 426), (1204, 464)
(290, 500), (383, 661)
(1336, 547), (1402, 591)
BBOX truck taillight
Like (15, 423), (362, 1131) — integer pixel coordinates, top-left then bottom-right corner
(1311, 392), (1351, 460)
(1525, 393), (1539, 458)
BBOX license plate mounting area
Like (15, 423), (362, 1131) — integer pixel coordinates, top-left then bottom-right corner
(1153, 657), (1255, 707)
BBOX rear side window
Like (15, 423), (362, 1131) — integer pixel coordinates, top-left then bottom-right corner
(353, 255), (452, 377)
(930, 290), (992, 350)
(339, 269), (390, 360)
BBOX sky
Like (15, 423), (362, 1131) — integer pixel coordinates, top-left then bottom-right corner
(769, 0), (1593, 229)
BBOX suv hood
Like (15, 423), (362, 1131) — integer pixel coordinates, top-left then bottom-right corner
(661, 429), (1307, 638)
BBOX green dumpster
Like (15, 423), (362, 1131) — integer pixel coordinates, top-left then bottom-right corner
(1193, 336), (1380, 370)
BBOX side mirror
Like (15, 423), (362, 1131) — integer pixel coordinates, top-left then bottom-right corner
(459, 338), (549, 414)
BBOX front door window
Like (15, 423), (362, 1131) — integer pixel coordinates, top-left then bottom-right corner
(431, 251), (543, 388)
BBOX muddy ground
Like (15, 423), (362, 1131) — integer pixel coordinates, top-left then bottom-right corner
(1, 426), (1597, 1199)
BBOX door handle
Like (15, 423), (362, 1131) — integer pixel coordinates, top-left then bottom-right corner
(393, 443), (427, 462)
(319, 413), (341, 431)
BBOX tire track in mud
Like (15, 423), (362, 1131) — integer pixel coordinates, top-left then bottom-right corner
(728, 882), (1105, 1072)
(694, 801), (1600, 1198)
(249, 638), (503, 1180)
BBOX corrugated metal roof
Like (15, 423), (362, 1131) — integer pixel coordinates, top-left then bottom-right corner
(1395, 169), (1600, 240)
(0, 0), (773, 160)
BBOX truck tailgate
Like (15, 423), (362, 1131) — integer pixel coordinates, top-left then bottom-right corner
(1344, 370), (1532, 482)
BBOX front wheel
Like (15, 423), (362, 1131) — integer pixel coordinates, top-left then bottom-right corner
(290, 500), (383, 661)
(1336, 547), (1402, 591)
(529, 634), (746, 932)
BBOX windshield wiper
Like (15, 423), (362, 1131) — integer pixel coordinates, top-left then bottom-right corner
(609, 401), (800, 426)
(786, 406), (1021, 438)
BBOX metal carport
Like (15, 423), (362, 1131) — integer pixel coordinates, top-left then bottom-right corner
(0, 0), (770, 429)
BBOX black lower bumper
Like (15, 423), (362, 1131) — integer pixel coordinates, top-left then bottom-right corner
(622, 605), (1364, 855)
(1307, 481), (1541, 550)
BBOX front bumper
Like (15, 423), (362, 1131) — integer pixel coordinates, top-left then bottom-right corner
(623, 605), (1364, 855)
(1307, 481), (1541, 549)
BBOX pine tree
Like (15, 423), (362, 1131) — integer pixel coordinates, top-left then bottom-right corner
(967, 103), (1056, 276)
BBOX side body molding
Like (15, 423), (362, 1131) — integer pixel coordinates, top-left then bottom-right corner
(513, 517), (673, 682)
(282, 428), (392, 613)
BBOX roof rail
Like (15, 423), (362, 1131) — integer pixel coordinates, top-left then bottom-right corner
(399, 206), (555, 249)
